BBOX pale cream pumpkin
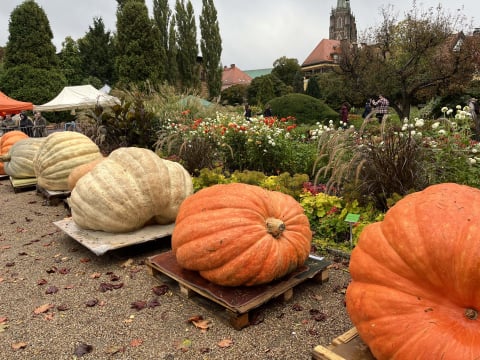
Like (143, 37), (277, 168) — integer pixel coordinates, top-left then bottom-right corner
(69, 147), (193, 233)
(1, 137), (46, 178)
(33, 132), (102, 191)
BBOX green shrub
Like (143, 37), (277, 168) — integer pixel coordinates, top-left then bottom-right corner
(268, 93), (338, 125)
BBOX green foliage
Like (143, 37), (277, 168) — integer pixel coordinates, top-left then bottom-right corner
(79, 89), (160, 153)
(221, 84), (248, 105)
(175, 0), (200, 91)
(4, 0), (58, 70)
(77, 17), (116, 85)
(271, 56), (302, 88)
(0, 64), (67, 105)
(115, 0), (163, 87)
(192, 167), (230, 192)
(58, 37), (83, 86)
(247, 74), (291, 106)
(268, 93), (338, 125)
(200, 0), (222, 99)
(305, 77), (321, 99)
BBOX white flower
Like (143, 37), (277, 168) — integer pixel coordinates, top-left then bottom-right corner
(410, 130), (416, 136)
(402, 124), (408, 131)
(446, 109), (453, 115)
(431, 122), (440, 129)
(456, 105), (462, 110)
(468, 158), (477, 165)
(441, 106), (449, 113)
(415, 119), (424, 128)
(329, 120), (333, 125)
(472, 148), (478, 154)
(403, 118), (409, 124)
(438, 129), (446, 135)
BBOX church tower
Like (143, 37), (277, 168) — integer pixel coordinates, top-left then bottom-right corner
(329, 0), (357, 42)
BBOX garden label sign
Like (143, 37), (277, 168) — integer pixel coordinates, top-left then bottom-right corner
(344, 213), (360, 247)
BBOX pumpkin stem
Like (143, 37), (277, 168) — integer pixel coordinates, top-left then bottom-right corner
(0, 154), (11, 162)
(266, 217), (286, 239)
(465, 308), (478, 320)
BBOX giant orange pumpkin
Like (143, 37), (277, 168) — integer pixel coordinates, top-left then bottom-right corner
(346, 183), (480, 360)
(171, 183), (312, 287)
(0, 131), (29, 174)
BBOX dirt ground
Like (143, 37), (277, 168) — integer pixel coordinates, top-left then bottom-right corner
(0, 178), (353, 360)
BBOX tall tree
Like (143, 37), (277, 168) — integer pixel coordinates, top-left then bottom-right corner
(167, 17), (179, 86)
(77, 17), (116, 85)
(58, 36), (83, 85)
(271, 56), (302, 89)
(1, 0), (66, 104)
(152, 0), (170, 81)
(175, 0), (200, 91)
(200, 0), (222, 99)
(115, 0), (163, 87)
(339, 4), (477, 119)
(305, 76), (321, 99)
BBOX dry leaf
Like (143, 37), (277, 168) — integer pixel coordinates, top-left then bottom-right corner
(121, 258), (134, 268)
(34, 303), (53, 315)
(130, 338), (143, 347)
(192, 319), (211, 331)
(105, 345), (125, 355)
(0, 317), (7, 324)
(12, 342), (27, 351)
(217, 338), (234, 348)
(90, 272), (101, 279)
(74, 343), (93, 357)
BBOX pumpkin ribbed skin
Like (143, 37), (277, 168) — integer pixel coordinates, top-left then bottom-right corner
(33, 132), (102, 191)
(346, 183), (480, 360)
(2, 138), (45, 178)
(0, 131), (29, 174)
(171, 183), (312, 287)
(69, 147), (193, 233)
(67, 157), (104, 190)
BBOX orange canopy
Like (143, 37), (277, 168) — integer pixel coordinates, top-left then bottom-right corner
(0, 91), (33, 115)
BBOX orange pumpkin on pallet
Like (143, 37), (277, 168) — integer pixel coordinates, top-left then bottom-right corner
(171, 183), (312, 287)
(346, 183), (480, 360)
(0, 131), (29, 174)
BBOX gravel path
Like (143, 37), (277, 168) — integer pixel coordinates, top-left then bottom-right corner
(0, 179), (353, 360)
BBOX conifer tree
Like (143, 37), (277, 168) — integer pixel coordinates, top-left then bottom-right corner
(175, 0), (199, 91)
(167, 17), (179, 86)
(115, 0), (163, 87)
(58, 37), (84, 86)
(77, 17), (116, 85)
(152, 0), (170, 81)
(1, 0), (66, 104)
(200, 0), (222, 99)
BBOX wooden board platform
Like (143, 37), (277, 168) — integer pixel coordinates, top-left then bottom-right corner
(9, 176), (37, 193)
(0, 174), (9, 181)
(36, 185), (71, 205)
(54, 218), (175, 256)
(146, 251), (330, 330)
(312, 327), (375, 360)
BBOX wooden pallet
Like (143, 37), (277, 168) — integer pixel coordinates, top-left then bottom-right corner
(146, 251), (330, 330)
(9, 176), (37, 193)
(36, 185), (71, 205)
(0, 174), (9, 181)
(312, 327), (375, 360)
(54, 218), (174, 256)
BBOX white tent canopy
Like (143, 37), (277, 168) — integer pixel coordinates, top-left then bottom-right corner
(34, 85), (120, 112)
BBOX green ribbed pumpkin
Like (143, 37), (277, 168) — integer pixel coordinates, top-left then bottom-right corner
(0, 138), (45, 178)
(33, 132), (102, 191)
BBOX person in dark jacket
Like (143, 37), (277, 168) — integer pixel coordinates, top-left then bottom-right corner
(19, 112), (33, 136)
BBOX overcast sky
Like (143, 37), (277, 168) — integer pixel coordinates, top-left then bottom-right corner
(0, 0), (479, 70)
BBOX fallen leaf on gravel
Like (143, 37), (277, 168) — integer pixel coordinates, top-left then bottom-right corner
(44, 313), (55, 321)
(99, 282), (124, 292)
(176, 338), (192, 352)
(0, 245), (11, 250)
(0, 277), (4, 283)
(250, 311), (264, 325)
(5, 262), (15, 267)
(85, 299), (98, 307)
(34, 303), (53, 314)
(121, 258), (134, 268)
(152, 285), (169, 296)
(46, 266), (57, 274)
(45, 286), (59, 294)
(292, 303), (304, 311)
(188, 316), (210, 331)
(90, 272), (101, 279)
(105, 345), (125, 355)
(130, 338), (143, 347)
(74, 343), (93, 357)
(58, 267), (70, 275)
(309, 309), (327, 322)
(217, 338), (234, 348)
(79, 258), (90, 263)
(57, 304), (69, 311)
(64, 285), (74, 290)
(12, 342), (27, 350)
(130, 301), (147, 311)
(0, 323), (9, 332)
(147, 298), (160, 308)
(109, 274), (120, 281)
(18, 252), (28, 256)
(37, 279), (48, 285)
(0, 317), (7, 324)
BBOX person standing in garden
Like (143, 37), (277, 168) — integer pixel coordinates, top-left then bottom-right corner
(372, 95), (389, 123)
(33, 111), (47, 137)
(244, 104), (252, 120)
(468, 98), (479, 140)
(340, 102), (349, 126)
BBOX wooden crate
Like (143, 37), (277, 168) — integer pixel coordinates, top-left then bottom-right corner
(9, 176), (37, 193)
(147, 251), (330, 330)
(36, 184), (71, 206)
(312, 327), (375, 360)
